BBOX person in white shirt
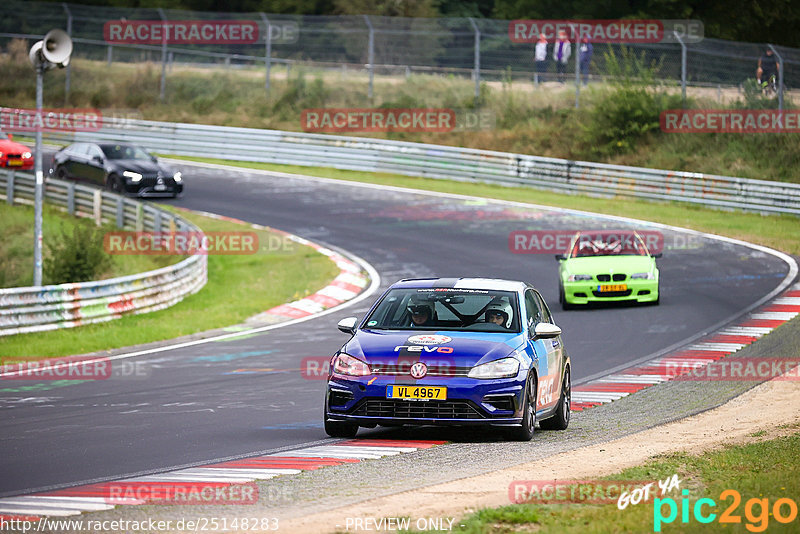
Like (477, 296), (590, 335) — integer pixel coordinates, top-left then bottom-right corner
(553, 30), (571, 83)
(534, 34), (548, 84)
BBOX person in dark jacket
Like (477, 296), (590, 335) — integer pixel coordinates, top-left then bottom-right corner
(579, 37), (593, 85)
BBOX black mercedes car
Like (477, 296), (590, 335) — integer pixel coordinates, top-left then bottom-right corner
(51, 142), (183, 198)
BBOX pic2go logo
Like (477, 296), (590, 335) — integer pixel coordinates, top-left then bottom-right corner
(654, 489), (798, 532)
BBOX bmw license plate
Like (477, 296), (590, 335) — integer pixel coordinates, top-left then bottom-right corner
(8, 160), (22, 166)
(598, 284), (627, 292)
(387, 385), (446, 400)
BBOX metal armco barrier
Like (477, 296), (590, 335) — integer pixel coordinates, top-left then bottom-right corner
(39, 118), (800, 216)
(0, 169), (207, 337)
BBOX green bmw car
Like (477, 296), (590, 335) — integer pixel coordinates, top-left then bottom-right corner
(556, 230), (660, 310)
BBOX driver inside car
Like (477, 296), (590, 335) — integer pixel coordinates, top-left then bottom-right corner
(484, 299), (513, 329)
(406, 295), (437, 326)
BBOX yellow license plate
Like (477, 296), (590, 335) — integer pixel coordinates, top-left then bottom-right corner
(8, 160), (23, 166)
(598, 284), (627, 292)
(387, 385), (446, 400)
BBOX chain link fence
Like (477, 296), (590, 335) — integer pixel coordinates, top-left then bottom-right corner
(0, 0), (798, 107)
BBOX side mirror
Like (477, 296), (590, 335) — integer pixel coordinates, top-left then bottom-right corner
(93, 155), (104, 164)
(554, 254), (566, 261)
(7, 133), (12, 140)
(337, 316), (358, 335)
(151, 155), (158, 163)
(652, 252), (663, 259)
(532, 322), (562, 339)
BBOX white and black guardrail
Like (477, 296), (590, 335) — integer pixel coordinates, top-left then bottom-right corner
(0, 169), (207, 337)
(36, 117), (800, 216)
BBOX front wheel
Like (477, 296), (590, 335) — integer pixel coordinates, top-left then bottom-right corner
(560, 284), (574, 311)
(55, 164), (68, 180)
(107, 174), (124, 193)
(324, 417), (359, 438)
(507, 373), (536, 441)
(540, 368), (570, 430)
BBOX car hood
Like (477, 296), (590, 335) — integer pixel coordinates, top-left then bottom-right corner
(110, 159), (172, 175)
(564, 255), (654, 273)
(0, 139), (31, 154)
(343, 329), (525, 368)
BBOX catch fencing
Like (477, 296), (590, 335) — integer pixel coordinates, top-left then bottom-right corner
(0, 169), (207, 336)
(0, 0), (798, 106)
(36, 117), (800, 216)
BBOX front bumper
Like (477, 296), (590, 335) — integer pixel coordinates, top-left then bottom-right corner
(1, 159), (33, 170)
(325, 373), (527, 427)
(563, 279), (658, 304)
(123, 178), (183, 197)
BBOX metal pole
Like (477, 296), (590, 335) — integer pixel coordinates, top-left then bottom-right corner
(259, 13), (272, 93)
(768, 44), (784, 111)
(468, 18), (480, 103)
(674, 32), (687, 108)
(62, 3), (72, 103)
(158, 8), (167, 101)
(571, 25), (579, 109)
(33, 65), (45, 287)
(363, 15), (374, 100)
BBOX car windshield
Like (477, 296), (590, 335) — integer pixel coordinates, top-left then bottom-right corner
(363, 288), (520, 333)
(101, 144), (153, 160)
(570, 232), (649, 257)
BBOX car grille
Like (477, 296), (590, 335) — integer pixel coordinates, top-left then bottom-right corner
(351, 399), (484, 419)
(370, 364), (471, 377)
(596, 274), (627, 282)
(592, 289), (633, 297)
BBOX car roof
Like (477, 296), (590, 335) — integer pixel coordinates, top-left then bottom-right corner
(390, 277), (527, 292)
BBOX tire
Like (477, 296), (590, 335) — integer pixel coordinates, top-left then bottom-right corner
(55, 165), (68, 180)
(540, 368), (570, 430)
(107, 174), (123, 194)
(507, 373), (536, 441)
(560, 284), (574, 311)
(324, 417), (359, 438)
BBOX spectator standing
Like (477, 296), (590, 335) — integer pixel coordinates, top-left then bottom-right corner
(757, 48), (779, 86)
(553, 30), (571, 83)
(579, 37), (593, 85)
(534, 34), (548, 84)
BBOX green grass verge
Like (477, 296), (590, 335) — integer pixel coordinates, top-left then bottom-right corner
(445, 428), (800, 533)
(169, 156), (800, 256)
(0, 208), (340, 359)
(0, 202), (176, 288)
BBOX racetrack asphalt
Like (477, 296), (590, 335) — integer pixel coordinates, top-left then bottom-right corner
(0, 159), (792, 497)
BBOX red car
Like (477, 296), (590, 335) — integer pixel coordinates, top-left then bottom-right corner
(0, 130), (34, 170)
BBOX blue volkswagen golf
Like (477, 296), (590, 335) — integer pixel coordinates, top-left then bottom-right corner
(324, 278), (571, 441)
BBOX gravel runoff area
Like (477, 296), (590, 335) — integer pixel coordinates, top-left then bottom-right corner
(38, 305), (800, 534)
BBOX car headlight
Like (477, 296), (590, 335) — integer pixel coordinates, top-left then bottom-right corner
(333, 353), (371, 377)
(567, 274), (593, 282)
(123, 170), (142, 183)
(468, 357), (520, 379)
(173, 172), (182, 183)
(631, 272), (655, 280)
(22, 152), (31, 159)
